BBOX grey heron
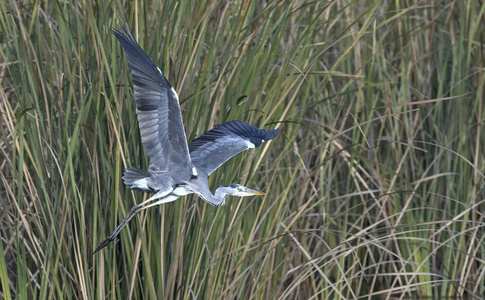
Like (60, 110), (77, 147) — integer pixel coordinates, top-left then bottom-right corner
(93, 25), (280, 254)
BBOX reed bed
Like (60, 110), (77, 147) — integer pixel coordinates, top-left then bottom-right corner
(1, 0), (485, 299)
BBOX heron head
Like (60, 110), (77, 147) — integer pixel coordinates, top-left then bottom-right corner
(227, 184), (266, 197)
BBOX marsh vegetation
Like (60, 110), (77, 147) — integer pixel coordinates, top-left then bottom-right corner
(1, 1), (484, 298)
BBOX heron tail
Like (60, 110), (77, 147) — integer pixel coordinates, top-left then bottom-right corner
(122, 167), (155, 193)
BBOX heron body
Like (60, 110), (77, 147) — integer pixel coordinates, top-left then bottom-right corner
(93, 25), (280, 254)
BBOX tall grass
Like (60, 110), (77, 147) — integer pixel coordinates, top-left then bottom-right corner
(1, 0), (485, 298)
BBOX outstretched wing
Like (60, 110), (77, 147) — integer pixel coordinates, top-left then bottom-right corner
(113, 25), (191, 172)
(189, 120), (281, 175)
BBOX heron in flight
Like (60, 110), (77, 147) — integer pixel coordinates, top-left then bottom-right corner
(93, 25), (281, 254)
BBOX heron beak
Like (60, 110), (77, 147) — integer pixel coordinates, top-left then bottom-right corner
(244, 188), (266, 196)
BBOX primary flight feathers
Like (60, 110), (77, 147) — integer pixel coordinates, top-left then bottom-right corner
(189, 121), (281, 175)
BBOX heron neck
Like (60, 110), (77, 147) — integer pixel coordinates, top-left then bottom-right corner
(210, 187), (228, 206)
(190, 178), (228, 206)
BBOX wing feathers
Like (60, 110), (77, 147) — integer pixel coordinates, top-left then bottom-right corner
(113, 25), (192, 173)
(189, 121), (280, 175)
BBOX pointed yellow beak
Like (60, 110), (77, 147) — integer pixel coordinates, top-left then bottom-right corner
(245, 188), (266, 196)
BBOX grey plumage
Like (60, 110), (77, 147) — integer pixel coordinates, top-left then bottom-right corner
(122, 167), (155, 193)
(190, 121), (281, 175)
(113, 27), (191, 173)
(94, 24), (280, 254)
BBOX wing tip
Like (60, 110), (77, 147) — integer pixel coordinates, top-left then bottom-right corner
(112, 22), (132, 39)
(112, 23), (141, 51)
(265, 126), (281, 140)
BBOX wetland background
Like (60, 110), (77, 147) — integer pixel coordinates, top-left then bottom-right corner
(1, 0), (485, 299)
